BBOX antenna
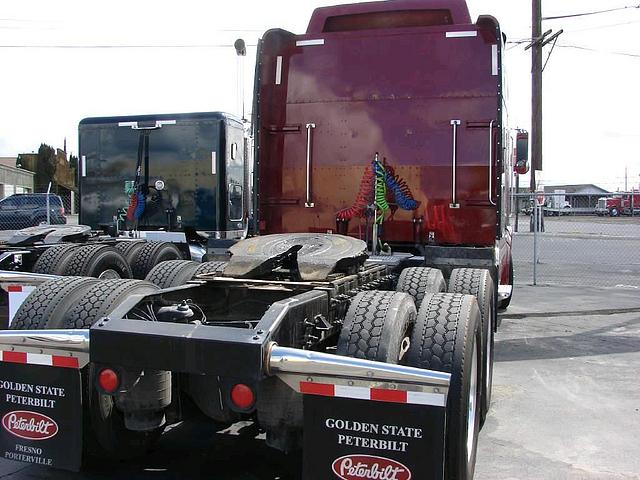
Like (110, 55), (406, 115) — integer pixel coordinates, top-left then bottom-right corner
(234, 39), (247, 122)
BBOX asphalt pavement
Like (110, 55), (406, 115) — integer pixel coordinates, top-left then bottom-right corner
(1, 284), (639, 479)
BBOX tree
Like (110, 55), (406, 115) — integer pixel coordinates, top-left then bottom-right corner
(35, 143), (57, 192)
(69, 154), (78, 172)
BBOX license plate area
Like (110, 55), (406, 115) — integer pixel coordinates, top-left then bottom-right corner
(303, 395), (446, 480)
(0, 362), (82, 471)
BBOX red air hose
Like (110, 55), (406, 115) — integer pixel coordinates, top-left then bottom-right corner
(337, 165), (374, 220)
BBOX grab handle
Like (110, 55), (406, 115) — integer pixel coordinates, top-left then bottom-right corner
(305, 123), (316, 208)
(449, 120), (461, 209)
(488, 120), (496, 206)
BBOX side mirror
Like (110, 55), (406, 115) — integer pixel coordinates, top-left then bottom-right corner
(514, 131), (529, 174)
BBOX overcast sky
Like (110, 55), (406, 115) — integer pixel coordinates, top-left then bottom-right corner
(0, 1), (639, 191)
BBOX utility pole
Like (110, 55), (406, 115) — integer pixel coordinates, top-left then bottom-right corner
(526, 1), (562, 231)
(531, 0), (542, 198)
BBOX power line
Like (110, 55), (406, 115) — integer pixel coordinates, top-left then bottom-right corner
(568, 19), (640, 32)
(557, 43), (640, 58)
(542, 4), (640, 21)
(0, 43), (258, 49)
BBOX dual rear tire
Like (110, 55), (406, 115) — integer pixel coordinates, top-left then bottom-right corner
(448, 268), (495, 425)
(10, 278), (162, 459)
(31, 241), (183, 280)
(337, 287), (482, 480)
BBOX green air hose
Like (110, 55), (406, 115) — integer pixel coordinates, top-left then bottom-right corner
(373, 159), (389, 223)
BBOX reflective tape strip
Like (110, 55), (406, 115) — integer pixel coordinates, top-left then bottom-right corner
(300, 381), (334, 397)
(335, 385), (369, 400)
(300, 381), (445, 407)
(446, 31), (477, 38)
(407, 391), (446, 407)
(0, 350), (80, 369)
(492, 44), (498, 76)
(275, 56), (283, 85)
(26, 353), (53, 366)
(296, 39), (325, 47)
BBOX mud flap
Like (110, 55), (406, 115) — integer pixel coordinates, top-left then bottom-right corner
(0, 362), (82, 471)
(303, 395), (446, 480)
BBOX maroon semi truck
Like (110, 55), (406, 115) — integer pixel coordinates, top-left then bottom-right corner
(0, 1), (524, 479)
(256, 0), (517, 303)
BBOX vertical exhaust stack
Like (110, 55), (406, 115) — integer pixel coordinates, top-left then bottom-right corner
(234, 39), (247, 122)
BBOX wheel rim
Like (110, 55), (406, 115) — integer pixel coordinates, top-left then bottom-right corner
(466, 340), (478, 463)
(98, 269), (121, 280)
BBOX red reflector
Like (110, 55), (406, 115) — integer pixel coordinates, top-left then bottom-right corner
(230, 384), (255, 409)
(3, 351), (27, 364)
(370, 388), (407, 403)
(97, 368), (119, 393)
(7, 285), (22, 293)
(299, 381), (335, 397)
(52, 356), (79, 369)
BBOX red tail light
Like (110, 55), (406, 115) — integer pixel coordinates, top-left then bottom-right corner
(61, 205), (65, 215)
(230, 384), (255, 409)
(97, 368), (119, 393)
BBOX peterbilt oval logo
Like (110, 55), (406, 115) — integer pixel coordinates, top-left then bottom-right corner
(1, 411), (58, 441)
(332, 454), (412, 480)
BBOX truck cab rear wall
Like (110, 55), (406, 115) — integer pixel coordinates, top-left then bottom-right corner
(256, 24), (503, 247)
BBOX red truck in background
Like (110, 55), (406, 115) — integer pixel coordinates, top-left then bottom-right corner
(596, 191), (640, 217)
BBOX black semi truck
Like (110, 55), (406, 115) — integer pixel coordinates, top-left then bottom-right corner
(0, 112), (249, 286)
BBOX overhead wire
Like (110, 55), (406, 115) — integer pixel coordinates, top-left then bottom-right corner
(0, 43), (258, 49)
(542, 4), (640, 21)
(557, 43), (640, 59)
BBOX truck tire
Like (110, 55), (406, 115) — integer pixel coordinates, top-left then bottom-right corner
(145, 260), (200, 288)
(448, 268), (495, 425)
(395, 267), (446, 310)
(194, 260), (228, 276)
(32, 243), (80, 274)
(64, 279), (159, 329)
(63, 280), (162, 459)
(60, 244), (133, 279)
(9, 277), (99, 330)
(405, 293), (482, 480)
(131, 241), (183, 279)
(115, 240), (147, 264)
(337, 291), (416, 363)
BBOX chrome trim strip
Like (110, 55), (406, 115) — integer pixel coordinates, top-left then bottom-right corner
(268, 345), (450, 387)
(0, 329), (90, 354)
(0, 270), (59, 287)
(492, 44), (498, 76)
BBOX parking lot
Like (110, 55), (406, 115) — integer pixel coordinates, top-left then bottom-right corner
(513, 216), (640, 288)
(0, 216), (638, 479)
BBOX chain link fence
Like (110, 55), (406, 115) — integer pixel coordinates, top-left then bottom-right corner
(512, 192), (640, 288)
(0, 191), (68, 232)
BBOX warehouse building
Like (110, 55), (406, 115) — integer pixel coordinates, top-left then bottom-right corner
(0, 157), (35, 198)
